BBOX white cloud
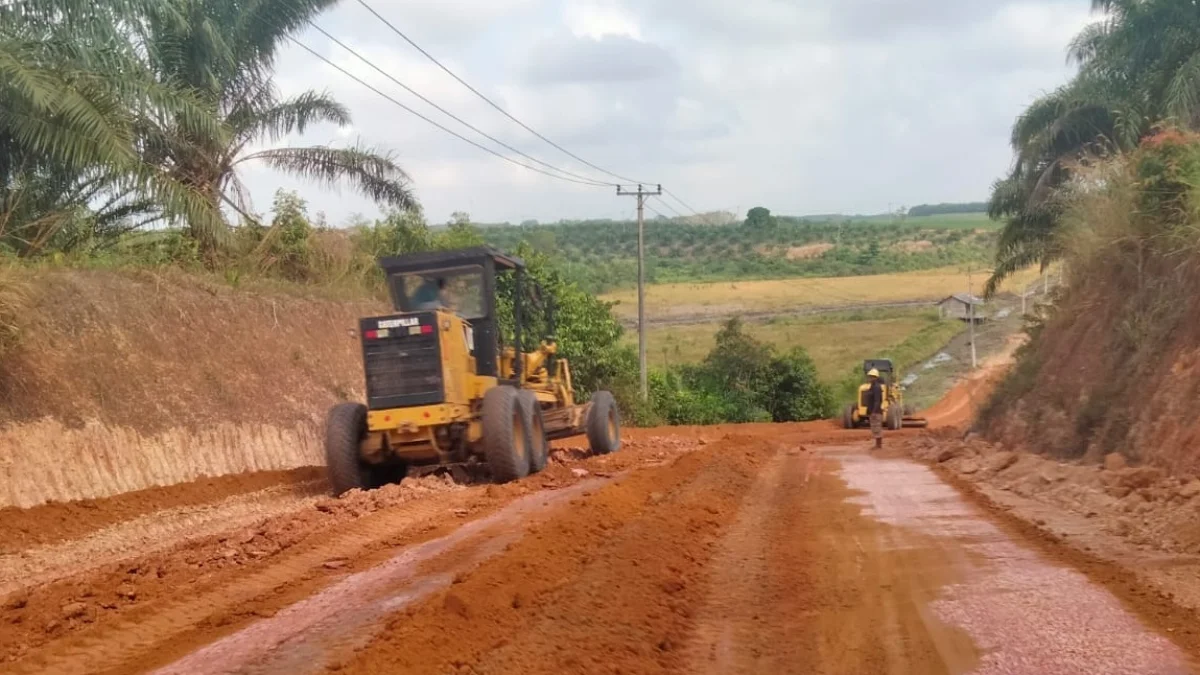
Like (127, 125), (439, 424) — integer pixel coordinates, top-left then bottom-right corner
(239, 0), (1097, 225)
(563, 1), (643, 40)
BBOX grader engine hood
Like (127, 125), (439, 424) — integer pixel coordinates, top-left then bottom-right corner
(360, 312), (443, 409)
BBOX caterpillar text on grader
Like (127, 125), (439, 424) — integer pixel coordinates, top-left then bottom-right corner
(324, 247), (621, 495)
(842, 359), (928, 430)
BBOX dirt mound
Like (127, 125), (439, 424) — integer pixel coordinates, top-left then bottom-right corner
(0, 269), (384, 508)
(0, 467), (324, 553)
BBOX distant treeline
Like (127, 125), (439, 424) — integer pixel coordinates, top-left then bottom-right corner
(906, 202), (988, 217)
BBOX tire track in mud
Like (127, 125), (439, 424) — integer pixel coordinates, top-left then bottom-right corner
(330, 435), (770, 675)
(0, 435), (708, 673)
(683, 446), (977, 674)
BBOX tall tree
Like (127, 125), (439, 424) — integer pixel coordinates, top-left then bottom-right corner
(0, 0), (221, 255)
(137, 0), (415, 250)
(986, 0), (1200, 294)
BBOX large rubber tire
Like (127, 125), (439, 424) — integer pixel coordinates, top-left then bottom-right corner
(482, 386), (530, 483)
(325, 403), (370, 496)
(586, 391), (621, 455)
(519, 390), (549, 474)
(842, 404), (856, 429)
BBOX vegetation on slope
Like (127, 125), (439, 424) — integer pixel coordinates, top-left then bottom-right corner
(986, 0), (1200, 294)
(982, 130), (1200, 469)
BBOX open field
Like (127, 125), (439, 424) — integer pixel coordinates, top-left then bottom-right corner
(602, 265), (1045, 323)
(631, 308), (966, 381)
(851, 212), (996, 229)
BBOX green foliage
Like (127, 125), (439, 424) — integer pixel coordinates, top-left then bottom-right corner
(650, 317), (835, 425)
(987, 0), (1200, 294)
(480, 216), (997, 294)
(745, 206), (777, 229)
(0, 0), (413, 260)
(908, 203), (988, 217)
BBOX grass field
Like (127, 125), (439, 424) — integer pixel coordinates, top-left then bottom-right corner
(630, 308), (968, 384)
(851, 212), (996, 229)
(602, 265), (1044, 322)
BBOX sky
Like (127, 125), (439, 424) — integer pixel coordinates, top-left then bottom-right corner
(243, 0), (1097, 225)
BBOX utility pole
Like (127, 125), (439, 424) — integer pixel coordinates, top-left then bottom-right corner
(968, 266), (977, 370)
(617, 184), (663, 400)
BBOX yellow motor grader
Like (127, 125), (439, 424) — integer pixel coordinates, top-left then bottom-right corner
(324, 247), (620, 495)
(842, 359), (928, 430)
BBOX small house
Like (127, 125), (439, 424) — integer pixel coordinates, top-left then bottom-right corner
(937, 293), (986, 322)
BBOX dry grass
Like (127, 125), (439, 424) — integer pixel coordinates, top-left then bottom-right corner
(634, 309), (960, 381)
(602, 266), (1045, 321)
(0, 264), (30, 355)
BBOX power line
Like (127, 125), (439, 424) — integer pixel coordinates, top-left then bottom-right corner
(650, 196), (683, 218)
(354, 0), (656, 186)
(663, 188), (702, 217)
(285, 36), (612, 187)
(308, 22), (614, 188)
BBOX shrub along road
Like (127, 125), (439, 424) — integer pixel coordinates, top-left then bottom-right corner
(1, 413), (1196, 673)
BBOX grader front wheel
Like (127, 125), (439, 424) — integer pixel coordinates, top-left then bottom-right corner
(519, 389), (550, 474)
(586, 391), (621, 455)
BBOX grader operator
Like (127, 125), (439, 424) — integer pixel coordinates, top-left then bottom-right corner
(324, 247), (621, 495)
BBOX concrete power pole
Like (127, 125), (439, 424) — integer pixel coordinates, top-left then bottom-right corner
(618, 184), (663, 400)
(968, 266), (977, 370)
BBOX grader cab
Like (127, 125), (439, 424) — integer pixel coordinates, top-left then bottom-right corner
(324, 247), (620, 495)
(841, 359), (928, 430)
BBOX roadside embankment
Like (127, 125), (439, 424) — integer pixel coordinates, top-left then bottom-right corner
(0, 269), (383, 508)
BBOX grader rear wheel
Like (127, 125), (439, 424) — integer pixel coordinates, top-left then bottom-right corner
(325, 403), (372, 496)
(482, 386), (530, 483)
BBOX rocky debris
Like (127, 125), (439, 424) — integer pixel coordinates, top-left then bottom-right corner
(987, 452), (1019, 474)
(60, 602), (87, 620)
(1104, 453), (1128, 471)
(903, 434), (1200, 558)
(958, 459), (981, 475)
(1179, 480), (1200, 500)
(937, 446), (969, 463)
(570, 469), (590, 478)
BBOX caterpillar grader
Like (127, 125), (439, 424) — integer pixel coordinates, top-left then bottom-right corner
(324, 246), (621, 495)
(842, 359), (928, 430)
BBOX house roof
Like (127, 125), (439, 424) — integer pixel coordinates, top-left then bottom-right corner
(938, 293), (985, 306)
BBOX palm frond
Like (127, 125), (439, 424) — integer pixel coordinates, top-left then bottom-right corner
(239, 144), (416, 211)
(228, 90), (350, 143)
(1165, 51), (1200, 124)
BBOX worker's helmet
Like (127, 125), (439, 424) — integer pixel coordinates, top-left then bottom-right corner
(867, 368), (880, 378)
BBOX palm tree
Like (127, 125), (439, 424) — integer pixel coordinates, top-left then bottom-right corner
(138, 0), (415, 250)
(0, 0), (223, 254)
(985, 0), (1200, 294)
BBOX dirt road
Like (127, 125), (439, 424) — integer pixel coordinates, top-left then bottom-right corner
(3, 420), (1196, 674)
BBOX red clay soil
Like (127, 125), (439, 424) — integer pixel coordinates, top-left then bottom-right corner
(319, 436), (975, 675)
(0, 434), (717, 673)
(0, 467), (325, 553)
